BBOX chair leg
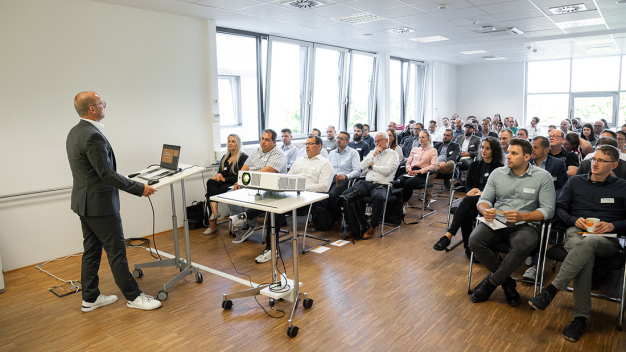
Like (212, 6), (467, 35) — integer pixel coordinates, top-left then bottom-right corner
(467, 251), (475, 294)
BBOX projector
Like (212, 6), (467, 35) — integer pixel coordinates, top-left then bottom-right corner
(238, 171), (306, 192)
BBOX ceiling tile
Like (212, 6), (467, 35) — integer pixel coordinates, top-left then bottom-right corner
(343, 0), (408, 11)
(236, 4), (298, 18)
(493, 9), (547, 21)
(194, 0), (258, 11)
(366, 6), (426, 18)
(429, 7), (490, 20)
(480, 0), (538, 14)
(302, 4), (363, 18)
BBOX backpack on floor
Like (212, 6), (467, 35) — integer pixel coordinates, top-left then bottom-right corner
(311, 200), (334, 231)
(341, 187), (369, 241)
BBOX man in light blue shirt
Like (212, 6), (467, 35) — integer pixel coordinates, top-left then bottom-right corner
(469, 138), (555, 307)
(327, 131), (361, 228)
(280, 128), (299, 169)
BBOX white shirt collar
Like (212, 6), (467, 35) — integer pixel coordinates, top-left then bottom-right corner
(81, 118), (104, 131)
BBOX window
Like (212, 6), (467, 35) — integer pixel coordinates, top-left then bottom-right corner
(310, 46), (347, 135)
(571, 56), (620, 92)
(527, 60), (570, 94)
(348, 52), (377, 128)
(526, 94), (569, 126)
(216, 32), (261, 143)
(389, 59), (402, 123)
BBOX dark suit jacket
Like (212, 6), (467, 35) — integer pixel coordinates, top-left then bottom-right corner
(66, 120), (144, 217)
(455, 135), (481, 159)
(577, 158), (626, 180)
(401, 136), (418, 158)
(475, 131), (498, 139)
(434, 141), (461, 162)
(532, 155), (568, 191)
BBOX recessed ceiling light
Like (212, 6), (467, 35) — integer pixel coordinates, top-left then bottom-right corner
(388, 27), (415, 34)
(363, 33), (374, 36)
(460, 50), (487, 54)
(549, 4), (587, 14)
(556, 18), (605, 28)
(482, 55), (507, 60)
(574, 38), (614, 45)
(616, 0), (626, 3)
(410, 36), (449, 42)
(335, 12), (384, 24)
(280, 0), (328, 9)
(587, 46), (618, 53)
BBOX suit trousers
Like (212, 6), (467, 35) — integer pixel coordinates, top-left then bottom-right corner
(328, 178), (350, 222)
(80, 214), (141, 302)
(552, 227), (620, 319)
(469, 222), (538, 286)
(342, 181), (388, 228)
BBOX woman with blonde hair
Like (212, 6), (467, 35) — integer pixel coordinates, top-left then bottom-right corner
(204, 134), (248, 235)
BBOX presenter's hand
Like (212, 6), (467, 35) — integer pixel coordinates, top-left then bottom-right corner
(593, 221), (614, 234)
(483, 208), (496, 222)
(575, 217), (587, 231)
(233, 182), (241, 190)
(143, 185), (157, 197)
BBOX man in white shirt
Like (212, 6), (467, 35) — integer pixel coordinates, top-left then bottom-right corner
(341, 132), (399, 240)
(428, 120), (443, 142)
(438, 117), (450, 134)
(281, 128), (299, 169)
(526, 117), (542, 139)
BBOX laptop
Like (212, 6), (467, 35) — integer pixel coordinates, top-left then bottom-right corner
(138, 144), (181, 180)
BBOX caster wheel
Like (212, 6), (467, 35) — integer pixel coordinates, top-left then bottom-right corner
(222, 300), (233, 310)
(196, 272), (203, 283)
(157, 290), (168, 301)
(287, 326), (299, 338)
(303, 298), (313, 309)
(133, 269), (143, 278)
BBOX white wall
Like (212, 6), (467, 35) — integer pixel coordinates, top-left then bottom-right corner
(457, 62), (525, 123)
(0, 0), (216, 270)
(427, 62), (457, 124)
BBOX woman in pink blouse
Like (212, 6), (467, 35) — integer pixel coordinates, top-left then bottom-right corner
(398, 131), (438, 211)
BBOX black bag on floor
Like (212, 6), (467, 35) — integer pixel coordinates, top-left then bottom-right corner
(311, 200), (333, 231)
(187, 200), (208, 230)
(341, 188), (369, 240)
(384, 189), (404, 226)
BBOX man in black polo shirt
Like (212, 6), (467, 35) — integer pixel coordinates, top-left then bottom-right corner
(529, 145), (626, 342)
(349, 123), (371, 161)
(548, 129), (579, 177)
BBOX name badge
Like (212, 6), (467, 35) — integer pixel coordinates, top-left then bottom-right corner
(523, 188), (535, 194)
(552, 176), (558, 181)
(448, 151), (453, 155)
(484, 173), (489, 177)
(601, 198), (615, 204)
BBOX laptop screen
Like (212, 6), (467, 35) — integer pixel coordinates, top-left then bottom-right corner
(160, 144), (181, 170)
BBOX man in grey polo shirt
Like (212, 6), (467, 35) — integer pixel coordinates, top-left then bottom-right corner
(469, 138), (555, 307)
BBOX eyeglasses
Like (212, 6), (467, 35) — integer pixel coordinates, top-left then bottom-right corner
(549, 135), (562, 139)
(374, 139), (385, 143)
(591, 157), (615, 164)
(305, 142), (318, 146)
(92, 101), (106, 108)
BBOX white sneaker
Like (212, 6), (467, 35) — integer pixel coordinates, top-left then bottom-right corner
(230, 213), (248, 227)
(81, 294), (118, 312)
(232, 226), (254, 243)
(127, 293), (162, 310)
(525, 256), (533, 266)
(203, 226), (218, 235)
(402, 204), (407, 215)
(255, 249), (272, 263)
(209, 212), (221, 221)
(523, 266), (537, 281)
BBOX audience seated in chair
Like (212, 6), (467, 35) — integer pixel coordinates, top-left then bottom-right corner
(398, 131), (438, 212)
(348, 123), (371, 161)
(341, 131), (399, 240)
(529, 145), (626, 342)
(327, 131), (362, 229)
(401, 123), (424, 159)
(431, 129), (460, 189)
(468, 138), (555, 307)
(578, 137), (626, 179)
(549, 129), (579, 177)
(204, 134), (248, 235)
(433, 137), (505, 257)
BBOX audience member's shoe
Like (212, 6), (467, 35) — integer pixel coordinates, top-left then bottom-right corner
(127, 293), (161, 310)
(562, 319), (585, 342)
(523, 265), (537, 282)
(232, 226), (254, 243)
(433, 236), (451, 251)
(470, 275), (497, 303)
(345, 229), (353, 239)
(81, 294), (118, 312)
(423, 201), (431, 209)
(203, 227), (218, 235)
(255, 249), (272, 263)
(528, 287), (555, 311)
(209, 212), (221, 221)
(365, 206), (372, 217)
(502, 276), (521, 307)
(402, 204), (407, 214)
(362, 227), (375, 240)
(229, 212), (248, 227)
(465, 248), (480, 263)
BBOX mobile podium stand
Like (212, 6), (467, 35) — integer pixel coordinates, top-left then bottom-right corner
(130, 165), (205, 301)
(211, 189), (328, 338)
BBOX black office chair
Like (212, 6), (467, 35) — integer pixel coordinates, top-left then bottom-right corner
(538, 233), (626, 331)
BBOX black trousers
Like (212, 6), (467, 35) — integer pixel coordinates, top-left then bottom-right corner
(447, 195), (479, 249)
(80, 213), (141, 302)
(328, 177), (350, 221)
(398, 174), (428, 202)
(206, 180), (233, 215)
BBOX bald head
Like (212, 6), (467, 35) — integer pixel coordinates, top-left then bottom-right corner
(74, 91), (105, 121)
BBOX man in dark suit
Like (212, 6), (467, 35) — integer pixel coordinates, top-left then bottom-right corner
(456, 123), (481, 170)
(66, 91), (161, 312)
(401, 123), (423, 158)
(531, 137), (568, 197)
(431, 129), (460, 188)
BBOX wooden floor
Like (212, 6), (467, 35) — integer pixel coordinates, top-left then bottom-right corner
(2, 188), (625, 351)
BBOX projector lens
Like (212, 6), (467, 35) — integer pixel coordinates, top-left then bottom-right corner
(242, 172), (251, 186)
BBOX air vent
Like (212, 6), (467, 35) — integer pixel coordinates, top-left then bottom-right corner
(281, 0), (327, 9)
(474, 27), (523, 36)
(388, 27), (414, 34)
(460, 50), (487, 54)
(482, 56), (507, 61)
(335, 12), (384, 24)
(556, 18), (605, 28)
(410, 36), (449, 42)
(549, 4), (587, 14)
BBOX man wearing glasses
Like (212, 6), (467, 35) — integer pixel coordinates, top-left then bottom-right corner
(593, 120), (604, 139)
(327, 131), (361, 229)
(66, 91), (161, 311)
(341, 132), (399, 240)
(549, 129), (579, 177)
(529, 145), (626, 342)
(323, 125), (337, 151)
(401, 123), (424, 158)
